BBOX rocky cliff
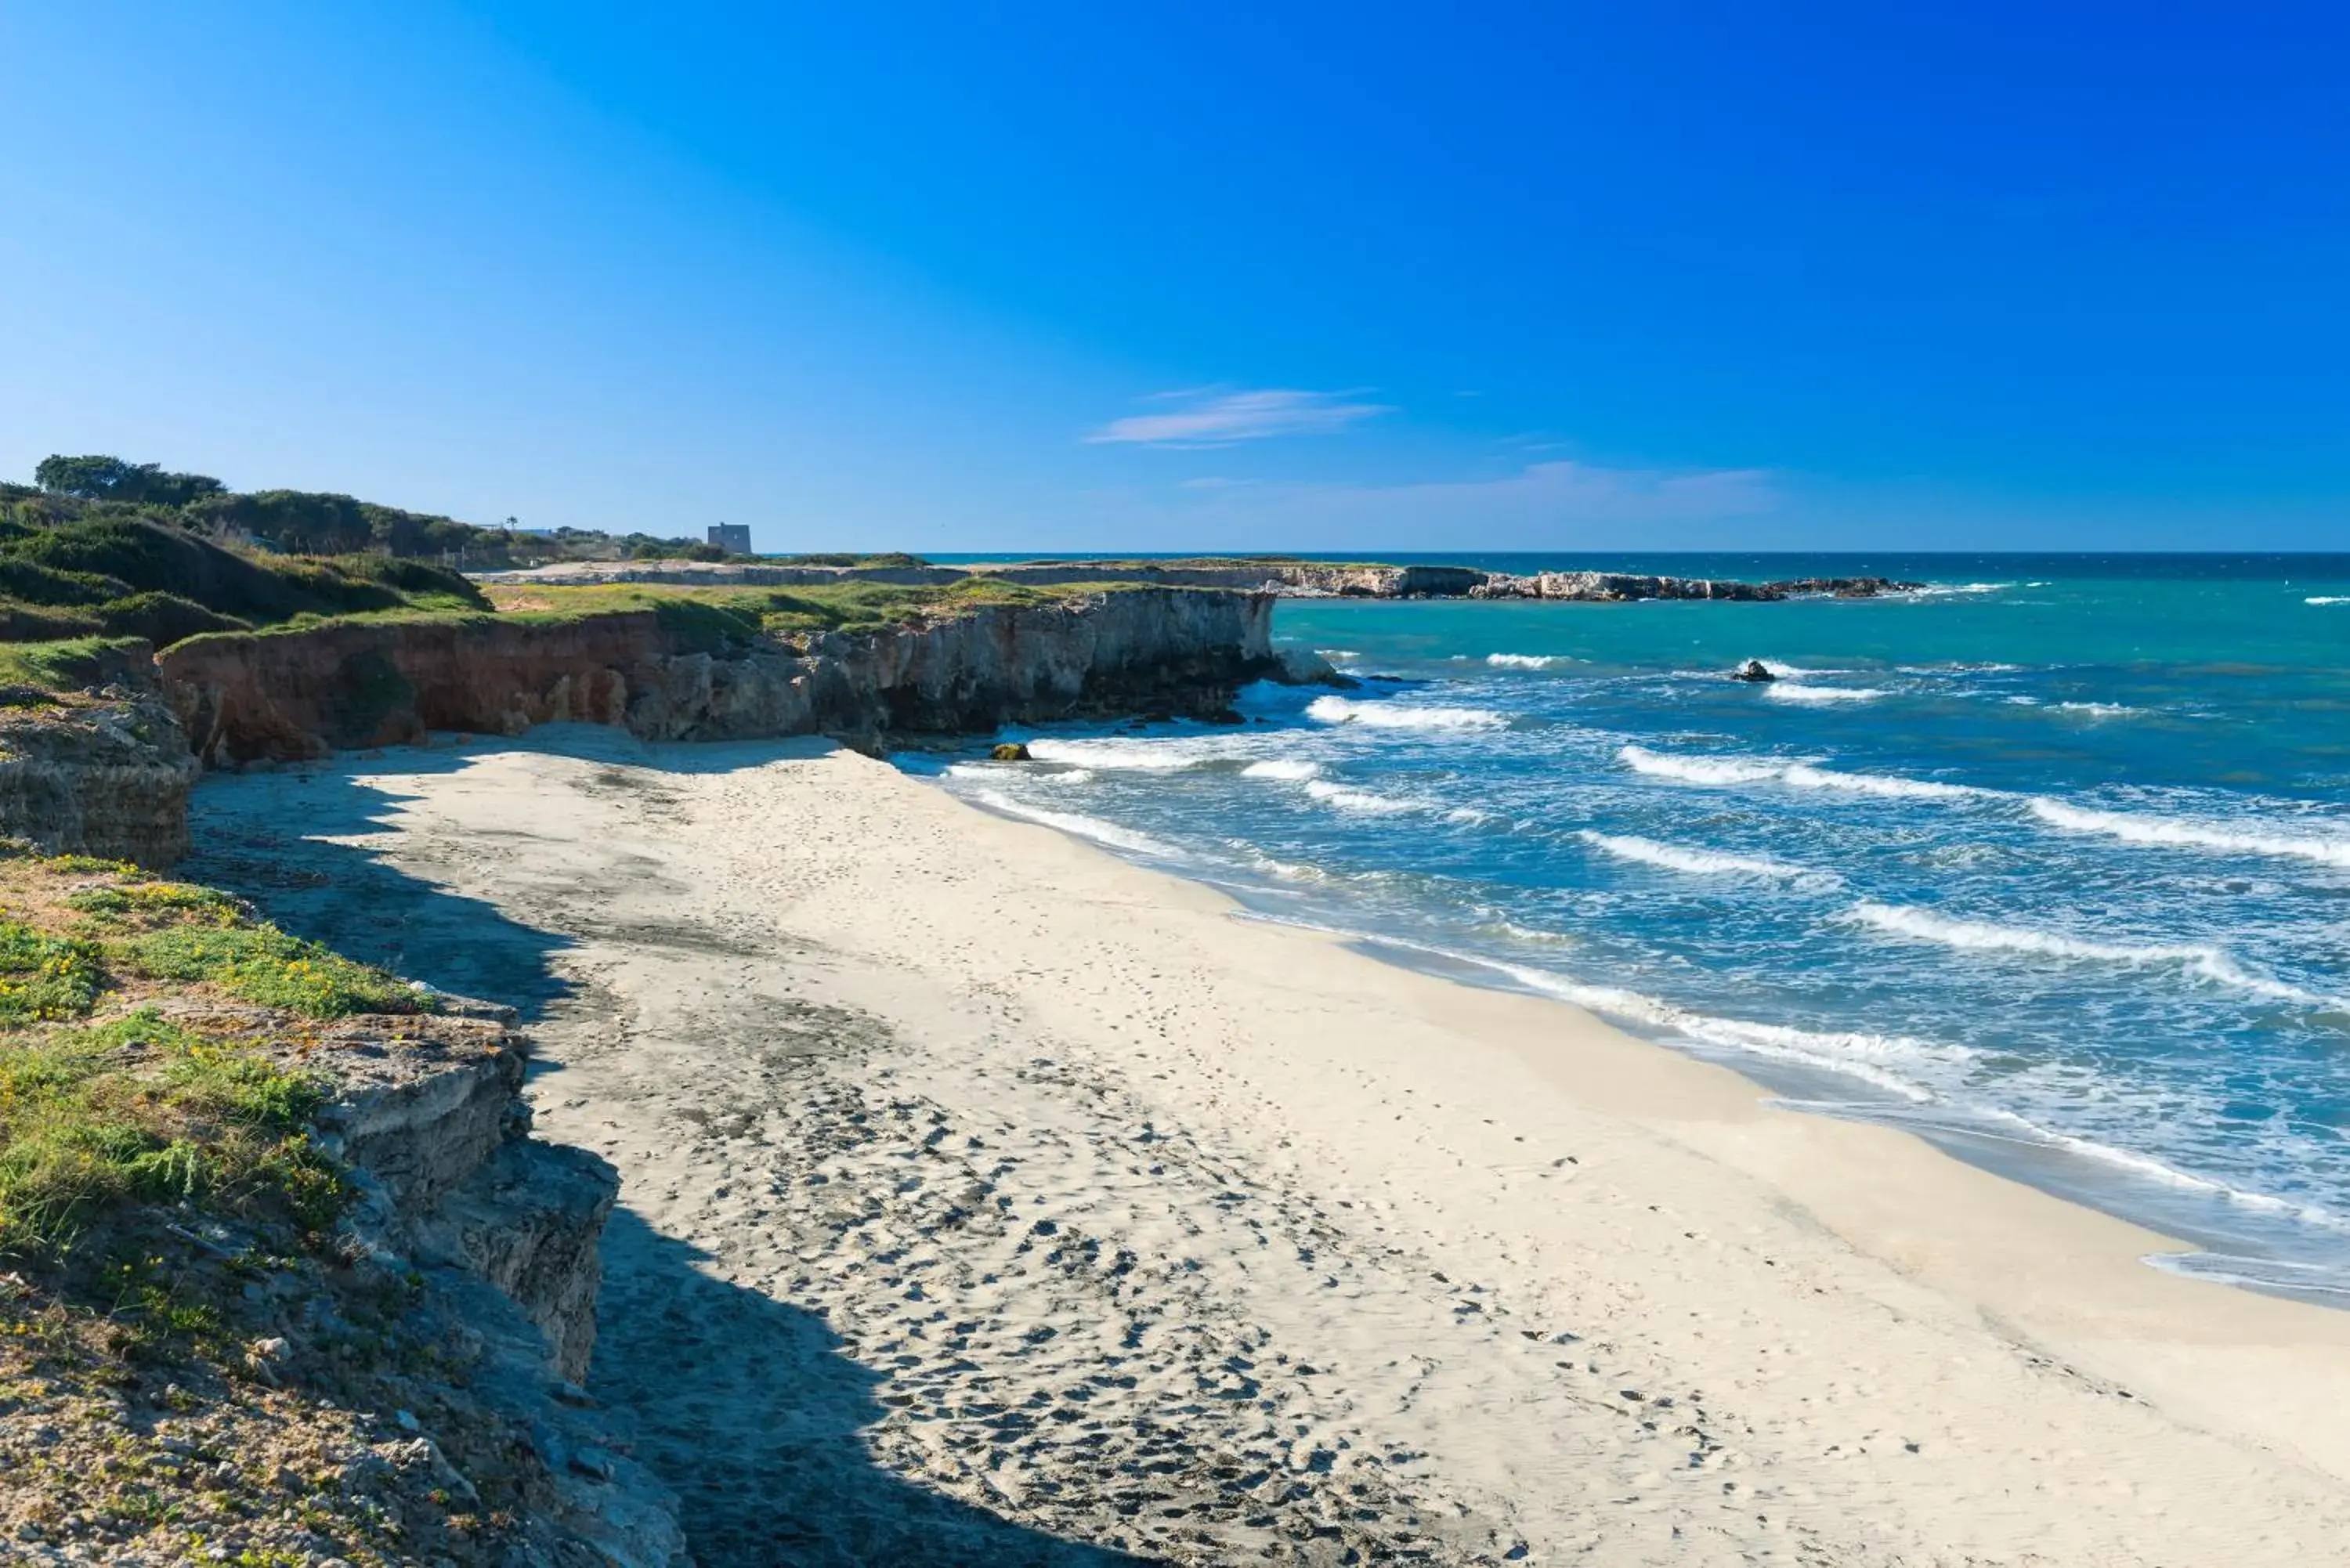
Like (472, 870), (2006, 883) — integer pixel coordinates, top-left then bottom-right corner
(316, 1001), (688, 1566)
(160, 587), (1276, 764)
(0, 692), (201, 862)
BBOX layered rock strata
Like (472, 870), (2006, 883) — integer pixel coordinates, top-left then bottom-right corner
(160, 587), (1275, 764)
(303, 999), (688, 1565)
(0, 692), (201, 862)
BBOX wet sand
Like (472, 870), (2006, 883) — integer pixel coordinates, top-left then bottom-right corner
(191, 728), (2350, 1566)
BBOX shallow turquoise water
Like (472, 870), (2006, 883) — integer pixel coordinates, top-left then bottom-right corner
(909, 555), (2350, 1299)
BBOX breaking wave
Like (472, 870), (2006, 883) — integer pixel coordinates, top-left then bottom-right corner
(1306, 695), (1507, 730)
(1763, 683), (1887, 704)
(1578, 830), (1831, 885)
(1844, 901), (2334, 1006)
(945, 762), (1095, 786)
(2028, 798), (2350, 870)
(967, 790), (1182, 858)
(1240, 757), (1322, 781)
(1618, 745), (1986, 800)
(1302, 779), (1419, 815)
(1024, 736), (1241, 771)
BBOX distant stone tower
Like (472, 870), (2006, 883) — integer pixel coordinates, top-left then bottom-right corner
(707, 522), (753, 555)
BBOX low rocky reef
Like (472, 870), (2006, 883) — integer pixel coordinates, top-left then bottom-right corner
(480, 557), (1925, 602)
(1462, 570), (1922, 602)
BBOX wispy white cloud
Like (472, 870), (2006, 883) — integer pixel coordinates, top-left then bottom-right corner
(1142, 459), (1780, 542)
(1086, 387), (1394, 447)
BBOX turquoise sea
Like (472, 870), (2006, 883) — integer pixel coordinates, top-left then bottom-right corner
(907, 555), (2350, 1301)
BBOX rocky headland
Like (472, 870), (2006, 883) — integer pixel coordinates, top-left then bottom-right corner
(479, 557), (1925, 602)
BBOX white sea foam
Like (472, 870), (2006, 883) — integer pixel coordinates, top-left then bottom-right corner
(1763, 683), (1887, 704)
(1778, 763), (1984, 800)
(1486, 652), (1563, 669)
(2305, 597), (2349, 606)
(1024, 736), (1240, 771)
(1907, 582), (2014, 597)
(2144, 1252), (2350, 1296)
(1578, 831), (1830, 884)
(1303, 779), (1419, 815)
(945, 762), (1095, 785)
(1614, 745), (1784, 786)
(2029, 798), (2350, 869)
(2050, 702), (2138, 718)
(1617, 745), (1986, 801)
(1475, 919), (1574, 946)
(968, 789), (1181, 858)
(1845, 901), (2334, 1006)
(1232, 918), (1969, 1103)
(1306, 695), (1507, 731)
(1477, 960), (1961, 1102)
(1240, 758), (1321, 781)
(1900, 662), (2025, 674)
(1832, 1098), (2350, 1229)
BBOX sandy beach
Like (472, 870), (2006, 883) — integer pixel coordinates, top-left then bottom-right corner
(186, 728), (2350, 1566)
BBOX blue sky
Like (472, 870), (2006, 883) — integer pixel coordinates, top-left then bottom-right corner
(2, 2), (2344, 552)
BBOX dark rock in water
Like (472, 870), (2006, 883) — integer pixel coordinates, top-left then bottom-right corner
(1203, 707), (1246, 725)
(1268, 645), (1359, 690)
(1761, 576), (1925, 598)
(989, 742), (1032, 761)
(1732, 659), (1777, 682)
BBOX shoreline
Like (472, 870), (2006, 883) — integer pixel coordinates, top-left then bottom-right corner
(191, 728), (2350, 1564)
(948, 770), (2350, 1311)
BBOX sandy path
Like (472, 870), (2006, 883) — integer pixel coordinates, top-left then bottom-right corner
(190, 730), (2350, 1566)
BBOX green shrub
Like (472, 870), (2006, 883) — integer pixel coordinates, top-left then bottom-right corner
(0, 602), (106, 643)
(114, 924), (417, 1018)
(0, 557), (127, 607)
(68, 880), (243, 927)
(0, 1012), (341, 1257)
(0, 634), (150, 690)
(96, 591), (250, 645)
(0, 921), (106, 1021)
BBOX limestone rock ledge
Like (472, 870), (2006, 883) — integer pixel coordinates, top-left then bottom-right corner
(159, 585), (1277, 764)
(308, 1000), (689, 1566)
(0, 692), (200, 863)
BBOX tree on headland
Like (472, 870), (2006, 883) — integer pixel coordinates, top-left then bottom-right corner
(34, 454), (226, 508)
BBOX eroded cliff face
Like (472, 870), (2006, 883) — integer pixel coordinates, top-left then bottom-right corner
(0, 694), (201, 863)
(308, 1001), (687, 1565)
(160, 587), (1277, 764)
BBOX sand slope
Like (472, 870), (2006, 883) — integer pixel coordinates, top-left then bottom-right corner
(189, 730), (2350, 1566)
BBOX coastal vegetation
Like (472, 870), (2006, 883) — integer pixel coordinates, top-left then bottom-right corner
(477, 573), (1126, 645)
(0, 457), (989, 706)
(11, 453), (769, 570)
(0, 845), (504, 1563)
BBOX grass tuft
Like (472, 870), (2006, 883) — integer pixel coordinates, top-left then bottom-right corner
(114, 924), (418, 1018)
(0, 920), (106, 1021)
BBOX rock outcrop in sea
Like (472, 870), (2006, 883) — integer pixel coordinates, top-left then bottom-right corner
(483, 558), (1925, 602)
